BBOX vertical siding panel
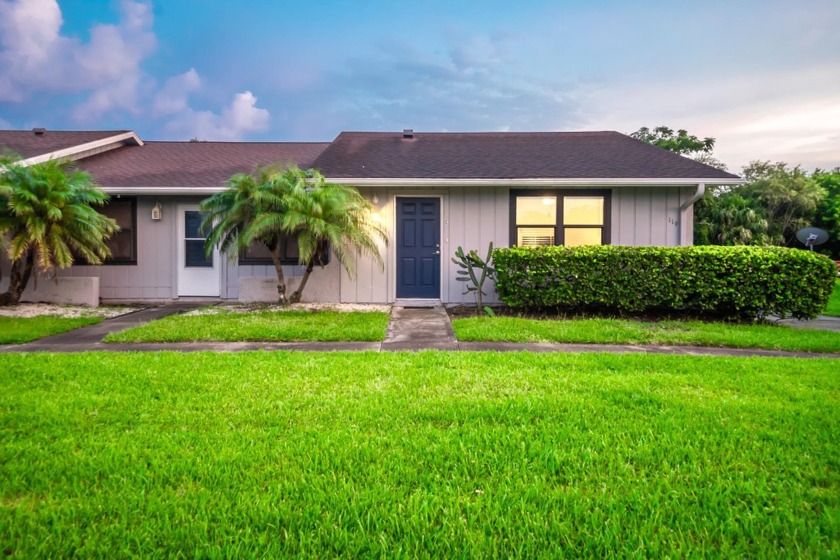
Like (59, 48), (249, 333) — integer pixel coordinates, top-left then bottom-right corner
(100, 267), (114, 299)
(488, 186), (509, 303)
(370, 187), (389, 303)
(617, 189), (636, 245)
(340, 256), (355, 303)
(494, 187), (509, 248)
(226, 261), (238, 300)
(635, 188), (652, 246)
(650, 189), (668, 246)
(665, 188), (679, 247)
(163, 199), (178, 298)
(356, 187), (372, 303)
(447, 187), (466, 303)
(681, 186), (695, 246)
(479, 188), (495, 250)
(611, 189), (622, 245)
(440, 188), (451, 303)
(463, 190), (481, 252)
(385, 187), (395, 302)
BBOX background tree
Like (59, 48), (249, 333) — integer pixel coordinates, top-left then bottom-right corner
(201, 166), (386, 305)
(632, 125), (836, 252)
(812, 168), (840, 258)
(0, 157), (118, 306)
(630, 126), (716, 158)
(694, 189), (769, 246)
(739, 161), (825, 246)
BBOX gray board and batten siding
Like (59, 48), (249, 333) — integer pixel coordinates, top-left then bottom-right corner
(51, 185), (696, 304)
(336, 185), (696, 305)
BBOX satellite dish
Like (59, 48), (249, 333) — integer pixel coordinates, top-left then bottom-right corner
(795, 227), (829, 251)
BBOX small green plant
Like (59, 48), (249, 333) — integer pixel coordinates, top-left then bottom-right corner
(452, 243), (496, 314)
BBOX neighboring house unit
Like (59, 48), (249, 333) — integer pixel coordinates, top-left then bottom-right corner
(0, 128), (740, 305)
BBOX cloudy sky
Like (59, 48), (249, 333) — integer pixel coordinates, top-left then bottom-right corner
(1, 0), (838, 171)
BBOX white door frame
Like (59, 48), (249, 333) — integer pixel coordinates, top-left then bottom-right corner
(391, 194), (445, 302)
(176, 204), (221, 297)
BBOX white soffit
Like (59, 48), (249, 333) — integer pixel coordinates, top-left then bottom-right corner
(19, 131), (144, 166)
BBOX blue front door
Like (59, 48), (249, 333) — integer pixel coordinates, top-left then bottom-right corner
(397, 197), (441, 299)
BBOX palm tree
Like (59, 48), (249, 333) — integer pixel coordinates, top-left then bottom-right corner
(201, 166), (386, 305)
(201, 164), (293, 302)
(695, 191), (770, 246)
(279, 169), (386, 303)
(0, 157), (118, 306)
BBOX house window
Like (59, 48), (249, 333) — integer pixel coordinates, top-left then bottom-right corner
(184, 210), (212, 268)
(511, 190), (610, 247)
(101, 197), (137, 264)
(238, 237), (331, 266)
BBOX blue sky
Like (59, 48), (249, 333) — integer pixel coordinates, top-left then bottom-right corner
(1, 0), (838, 171)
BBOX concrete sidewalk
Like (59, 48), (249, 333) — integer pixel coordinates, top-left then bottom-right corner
(0, 303), (201, 353)
(1, 303), (839, 359)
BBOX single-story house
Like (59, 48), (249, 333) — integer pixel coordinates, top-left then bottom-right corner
(0, 128), (740, 305)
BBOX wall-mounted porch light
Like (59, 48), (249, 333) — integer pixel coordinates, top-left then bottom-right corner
(151, 202), (163, 221)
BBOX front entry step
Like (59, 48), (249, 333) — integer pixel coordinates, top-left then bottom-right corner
(381, 305), (458, 351)
(393, 298), (441, 308)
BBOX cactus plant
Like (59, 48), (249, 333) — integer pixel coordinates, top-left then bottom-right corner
(451, 242), (496, 314)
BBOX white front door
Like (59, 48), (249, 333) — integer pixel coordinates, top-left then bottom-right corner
(177, 205), (221, 297)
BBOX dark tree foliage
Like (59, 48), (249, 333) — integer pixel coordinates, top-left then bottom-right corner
(739, 161), (825, 247)
(632, 126), (837, 256)
(813, 168), (840, 258)
(630, 126), (716, 158)
(694, 189), (769, 246)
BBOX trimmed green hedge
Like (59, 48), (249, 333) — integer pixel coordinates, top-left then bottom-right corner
(493, 246), (837, 319)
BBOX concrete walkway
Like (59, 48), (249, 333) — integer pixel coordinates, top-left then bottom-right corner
(0, 303), (202, 353)
(1, 303), (839, 359)
(381, 305), (458, 351)
(777, 315), (840, 333)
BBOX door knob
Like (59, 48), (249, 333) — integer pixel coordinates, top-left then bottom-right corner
(434, 250), (440, 255)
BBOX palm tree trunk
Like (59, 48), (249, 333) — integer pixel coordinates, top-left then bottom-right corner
(0, 250), (35, 307)
(269, 245), (289, 306)
(289, 258), (316, 304)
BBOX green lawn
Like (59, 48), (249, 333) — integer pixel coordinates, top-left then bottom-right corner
(103, 309), (390, 342)
(824, 280), (840, 317)
(0, 316), (101, 344)
(453, 316), (840, 353)
(1, 351), (838, 557)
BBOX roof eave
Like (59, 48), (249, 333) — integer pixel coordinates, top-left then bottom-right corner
(100, 176), (742, 196)
(322, 177), (743, 187)
(102, 186), (223, 196)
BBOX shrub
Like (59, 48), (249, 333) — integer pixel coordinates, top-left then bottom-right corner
(493, 245), (836, 319)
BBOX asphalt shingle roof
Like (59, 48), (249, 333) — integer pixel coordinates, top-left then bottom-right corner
(2, 129), (740, 186)
(0, 129), (129, 159)
(76, 141), (331, 188)
(312, 131), (739, 180)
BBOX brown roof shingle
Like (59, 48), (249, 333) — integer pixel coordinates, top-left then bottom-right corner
(312, 131), (739, 180)
(0, 129), (130, 159)
(77, 141), (331, 188)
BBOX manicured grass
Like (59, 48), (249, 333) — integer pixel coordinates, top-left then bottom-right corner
(453, 316), (840, 353)
(824, 280), (840, 317)
(103, 309), (390, 342)
(0, 316), (101, 344)
(1, 351), (838, 557)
